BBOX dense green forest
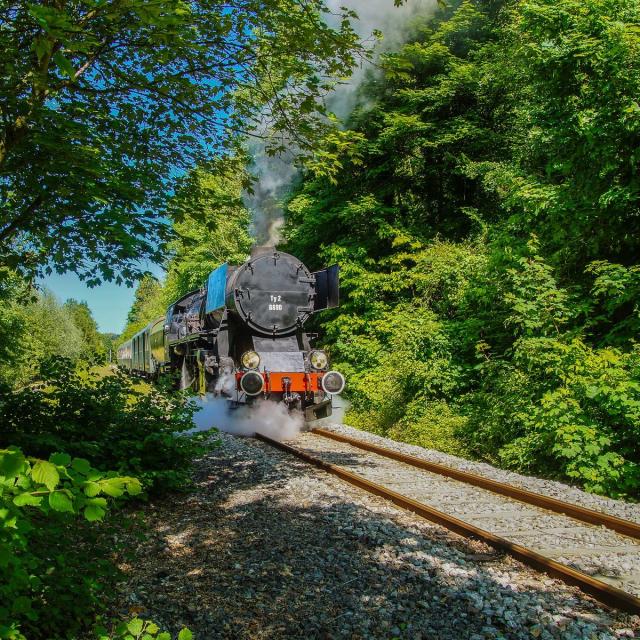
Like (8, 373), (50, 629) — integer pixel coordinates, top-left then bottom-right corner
(284, 0), (640, 498)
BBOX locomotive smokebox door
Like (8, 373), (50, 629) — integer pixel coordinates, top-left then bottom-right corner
(228, 249), (315, 337)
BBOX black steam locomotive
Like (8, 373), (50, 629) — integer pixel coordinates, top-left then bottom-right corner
(116, 247), (345, 421)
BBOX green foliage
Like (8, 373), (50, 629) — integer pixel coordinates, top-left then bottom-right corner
(285, 0), (640, 498)
(63, 299), (107, 361)
(163, 159), (253, 303)
(97, 618), (193, 640)
(0, 0), (370, 285)
(0, 447), (140, 640)
(0, 276), (108, 386)
(120, 276), (166, 343)
(463, 245), (640, 495)
(387, 401), (470, 457)
(0, 359), (209, 493)
(0, 270), (31, 386)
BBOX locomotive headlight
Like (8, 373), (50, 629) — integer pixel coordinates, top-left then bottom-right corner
(309, 350), (328, 370)
(240, 371), (264, 396)
(321, 370), (345, 395)
(241, 350), (261, 370)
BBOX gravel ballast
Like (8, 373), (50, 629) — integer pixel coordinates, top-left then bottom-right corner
(110, 430), (640, 639)
(291, 431), (640, 597)
(321, 424), (640, 525)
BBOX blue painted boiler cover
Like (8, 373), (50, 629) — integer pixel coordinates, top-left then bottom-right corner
(205, 263), (228, 313)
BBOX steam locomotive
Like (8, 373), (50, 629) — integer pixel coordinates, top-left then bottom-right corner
(116, 247), (345, 421)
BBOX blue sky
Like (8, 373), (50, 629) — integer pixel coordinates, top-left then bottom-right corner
(41, 272), (136, 334)
(41, 262), (166, 334)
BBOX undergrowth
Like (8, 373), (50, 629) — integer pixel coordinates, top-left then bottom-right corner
(0, 361), (212, 639)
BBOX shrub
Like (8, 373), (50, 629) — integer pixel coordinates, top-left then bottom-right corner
(0, 448), (141, 640)
(97, 618), (193, 640)
(0, 359), (211, 493)
(461, 245), (640, 498)
(387, 400), (469, 456)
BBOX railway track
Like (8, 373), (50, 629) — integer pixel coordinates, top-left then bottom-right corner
(256, 428), (640, 614)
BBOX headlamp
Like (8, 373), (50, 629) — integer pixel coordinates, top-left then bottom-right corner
(309, 350), (329, 370)
(240, 371), (264, 396)
(321, 370), (345, 395)
(241, 350), (261, 370)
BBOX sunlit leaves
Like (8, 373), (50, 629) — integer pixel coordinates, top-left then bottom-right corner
(283, 0), (640, 500)
(0, 445), (147, 637)
(0, 0), (371, 284)
(48, 491), (73, 513)
(30, 461), (59, 492)
(98, 617), (191, 640)
(1, 452), (141, 519)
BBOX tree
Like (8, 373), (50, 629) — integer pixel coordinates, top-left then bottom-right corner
(163, 158), (253, 303)
(0, 0), (369, 285)
(63, 298), (105, 360)
(283, 0), (640, 497)
(120, 275), (166, 341)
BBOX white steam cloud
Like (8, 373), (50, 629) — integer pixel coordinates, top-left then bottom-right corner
(246, 0), (438, 246)
(324, 0), (437, 121)
(191, 395), (304, 441)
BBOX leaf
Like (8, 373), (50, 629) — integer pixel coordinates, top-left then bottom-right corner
(50, 452), (72, 466)
(0, 449), (25, 479)
(178, 629), (193, 640)
(71, 458), (91, 475)
(31, 460), (60, 491)
(127, 618), (144, 636)
(84, 503), (106, 521)
(53, 51), (76, 79)
(49, 491), (74, 513)
(99, 478), (125, 497)
(157, 634), (171, 640)
(83, 481), (101, 497)
(146, 623), (159, 635)
(126, 478), (143, 496)
(13, 492), (43, 507)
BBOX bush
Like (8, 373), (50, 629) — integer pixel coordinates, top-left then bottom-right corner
(97, 618), (193, 640)
(387, 400), (470, 457)
(0, 359), (211, 493)
(461, 244), (640, 498)
(464, 338), (640, 497)
(0, 363), (212, 639)
(0, 448), (141, 640)
(280, 0), (640, 500)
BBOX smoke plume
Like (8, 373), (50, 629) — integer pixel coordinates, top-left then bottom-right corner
(246, 0), (438, 246)
(191, 395), (304, 441)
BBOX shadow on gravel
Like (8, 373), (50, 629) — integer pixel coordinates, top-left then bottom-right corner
(291, 446), (381, 470)
(111, 437), (621, 640)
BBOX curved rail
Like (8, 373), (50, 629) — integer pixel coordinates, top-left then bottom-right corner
(311, 428), (640, 540)
(256, 432), (640, 615)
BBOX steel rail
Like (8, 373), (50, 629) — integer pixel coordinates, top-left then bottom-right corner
(312, 428), (640, 541)
(256, 433), (640, 614)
